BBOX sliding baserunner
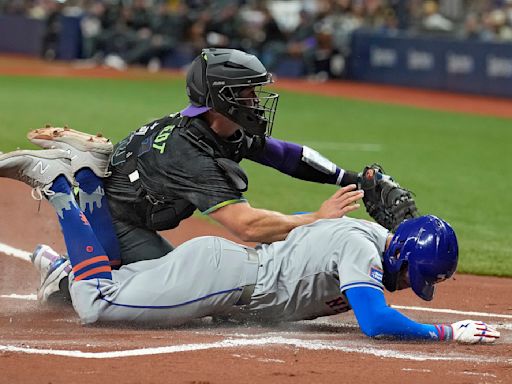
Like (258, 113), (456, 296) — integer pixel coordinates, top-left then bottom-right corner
(0, 148), (499, 343)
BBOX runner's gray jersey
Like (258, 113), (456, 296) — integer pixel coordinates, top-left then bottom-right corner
(69, 218), (389, 326)
(232, 217), (389, 322)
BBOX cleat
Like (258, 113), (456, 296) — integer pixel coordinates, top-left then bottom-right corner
(0, 149), (72, 200)
(31, 244), (71, 303)
(27, 126), (113, 178)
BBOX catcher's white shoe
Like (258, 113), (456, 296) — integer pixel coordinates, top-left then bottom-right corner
(31, 244), (71, 303)
(0, 149), (72, 199)
(27, 125), (113, 178)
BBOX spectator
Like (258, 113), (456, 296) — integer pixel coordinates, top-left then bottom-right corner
(420, 0), (454, 33)
(480, 8), (512, 42)
(3, 0), (512, 73)
(459, 12), (482, 40)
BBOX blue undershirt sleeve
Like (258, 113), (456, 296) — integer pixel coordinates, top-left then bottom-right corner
(345, 286), (452, 341)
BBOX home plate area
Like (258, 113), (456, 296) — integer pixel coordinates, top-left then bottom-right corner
(0, 179), (511, 384)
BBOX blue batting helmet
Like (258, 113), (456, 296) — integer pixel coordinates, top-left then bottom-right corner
(382, 215), (458, 301)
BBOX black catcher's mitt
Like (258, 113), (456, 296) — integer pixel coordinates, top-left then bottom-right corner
(359, 164), (418, 231)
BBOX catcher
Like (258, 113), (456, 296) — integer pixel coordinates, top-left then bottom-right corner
(25, 48), (416, 303)
(0, 151), (499, 344)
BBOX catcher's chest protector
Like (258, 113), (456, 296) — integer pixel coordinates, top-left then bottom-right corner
(107, 114), (252, 231)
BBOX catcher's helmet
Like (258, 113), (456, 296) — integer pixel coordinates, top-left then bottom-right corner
(182, 48), (279, 137)
(382, 215), (458, 301)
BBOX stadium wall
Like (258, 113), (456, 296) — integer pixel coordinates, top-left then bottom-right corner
(349, 30), (512, 98)
(0, 15), (45, 55)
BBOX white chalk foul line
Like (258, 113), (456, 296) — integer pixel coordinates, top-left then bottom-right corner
(0, 242), (31, 262)
(0, 337), (510, 364)
(1, 294), (36, 301)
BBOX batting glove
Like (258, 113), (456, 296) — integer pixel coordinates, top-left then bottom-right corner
(450, 320), (500, 344)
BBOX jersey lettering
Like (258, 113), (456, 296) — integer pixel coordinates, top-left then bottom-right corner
(325, 296), (349, 313)
(152, 125), (175, 154)
(369, 267), (383, 283)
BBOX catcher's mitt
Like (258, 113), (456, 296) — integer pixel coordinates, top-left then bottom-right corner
(359, 164), (418, 231)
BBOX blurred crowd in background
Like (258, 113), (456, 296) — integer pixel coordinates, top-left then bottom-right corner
(1, 0), (512, 76)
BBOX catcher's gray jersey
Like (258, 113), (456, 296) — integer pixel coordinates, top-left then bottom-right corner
(69, 218), (389, 326)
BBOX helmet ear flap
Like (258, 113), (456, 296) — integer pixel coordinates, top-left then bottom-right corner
(186, 55), (207, 106)
(382, 240), (406, 291)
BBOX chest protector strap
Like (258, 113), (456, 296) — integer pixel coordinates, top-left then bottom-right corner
(178, 117), (249, 191)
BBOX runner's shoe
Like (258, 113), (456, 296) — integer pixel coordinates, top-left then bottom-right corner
(27, 125), (113, 178)
(0, 149), (72, 200)
(31, 244), (71, 303)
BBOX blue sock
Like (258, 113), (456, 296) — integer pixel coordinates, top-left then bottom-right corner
(75, 168), (121, 268)
(49, 175), (112, 281)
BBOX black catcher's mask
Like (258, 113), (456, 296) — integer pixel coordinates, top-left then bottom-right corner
(186, 48), (279, 138)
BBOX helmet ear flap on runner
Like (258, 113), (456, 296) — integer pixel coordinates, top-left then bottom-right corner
(184, 48), (279, 138)
(382, 215), (458, 301)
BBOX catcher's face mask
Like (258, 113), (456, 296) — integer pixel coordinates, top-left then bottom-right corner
(217, 81), (279, 137)
(187, 48), (280, 139)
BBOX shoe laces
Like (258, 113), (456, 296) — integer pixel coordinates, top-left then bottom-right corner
(31, 185), (55, 201)
(17, 171), (55, 201)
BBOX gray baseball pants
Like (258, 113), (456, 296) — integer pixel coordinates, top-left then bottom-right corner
(69, 236), (259, 325)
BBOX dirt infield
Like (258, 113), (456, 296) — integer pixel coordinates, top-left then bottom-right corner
(1, 56), (511, 383)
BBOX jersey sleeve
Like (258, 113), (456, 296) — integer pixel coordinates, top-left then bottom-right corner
(162, 153), (247, 214)
(338, 235), (385, 294)
(345, 287), (446, 340)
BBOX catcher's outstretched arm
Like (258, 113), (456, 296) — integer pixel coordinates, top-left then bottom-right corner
(248, 137), (359, 186)
(345, 287), (500, 343)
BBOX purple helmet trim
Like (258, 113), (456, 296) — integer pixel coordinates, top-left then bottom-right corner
(181, 105), (210, 117)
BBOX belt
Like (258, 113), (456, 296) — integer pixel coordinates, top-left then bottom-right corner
(235, 248), (260, 306)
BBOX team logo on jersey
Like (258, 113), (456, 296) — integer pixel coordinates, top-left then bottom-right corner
(325, 296), (349, 314)
(369, 267), (383, 283)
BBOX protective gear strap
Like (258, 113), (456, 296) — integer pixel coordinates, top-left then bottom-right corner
(249, 137), (344, 185)
(340, 170), (360, 187)
(345, 286), (443, 340)
(179, 116), (249, 162)
(301, 146), (336, 174)
(215, 158), (248, 192)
